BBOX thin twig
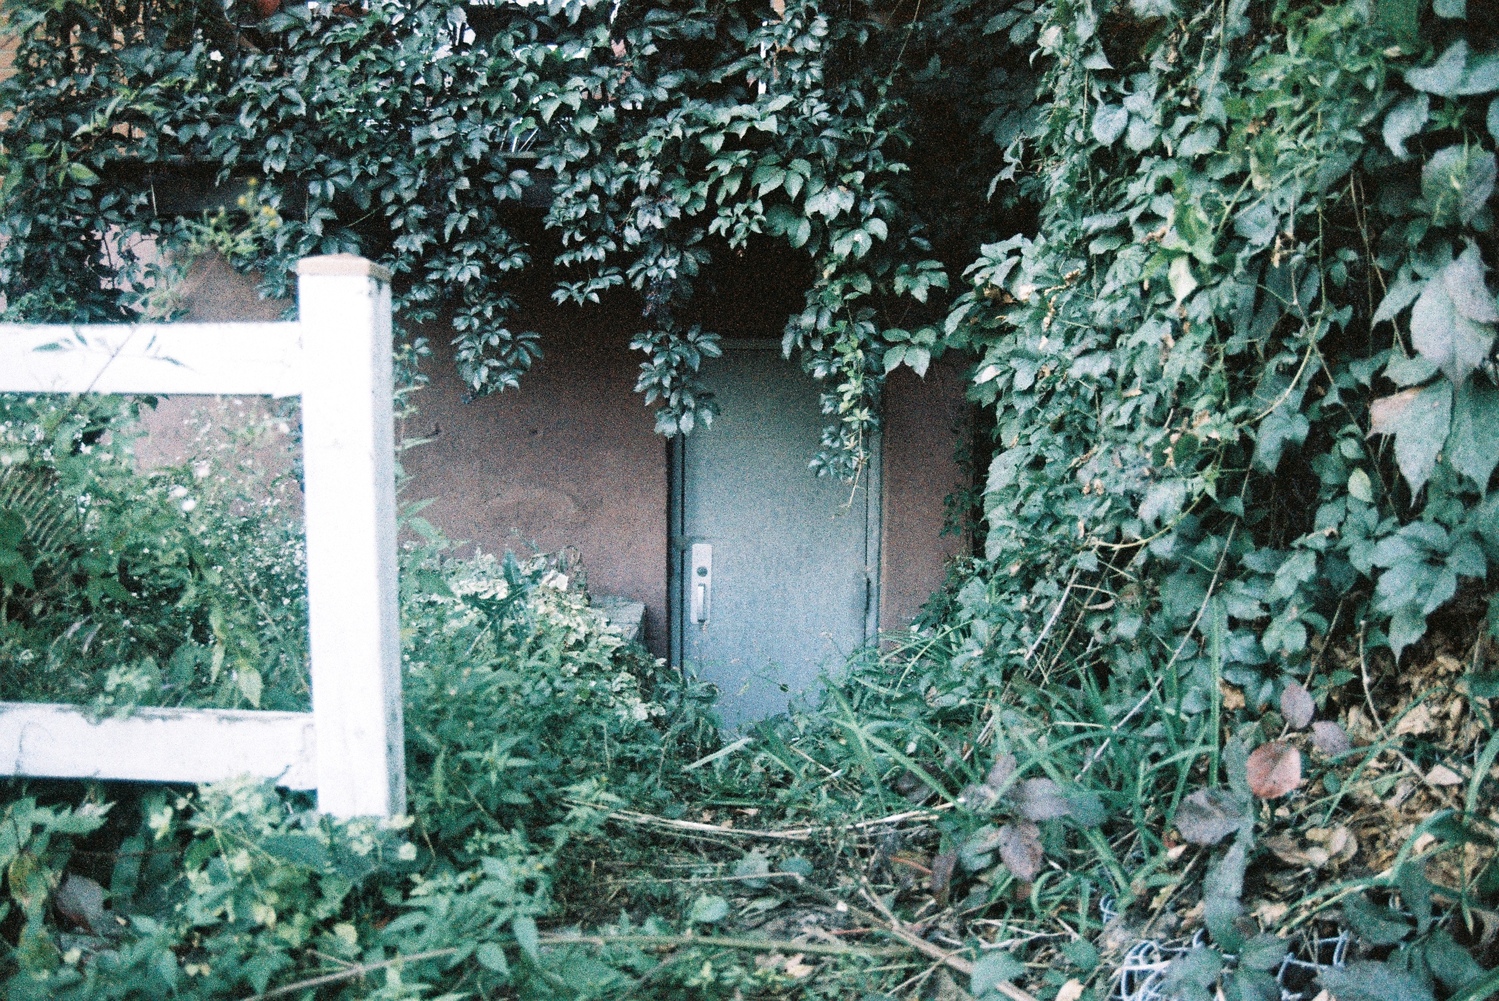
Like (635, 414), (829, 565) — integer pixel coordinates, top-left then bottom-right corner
(242, 948), (460, 1000)
(603, 803), (950, 843)
(605, 809), (813, 840)
(854, 883), (1040, 1001)
(1358, 620), (1383, 731)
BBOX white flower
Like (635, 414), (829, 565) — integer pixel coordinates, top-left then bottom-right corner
(180, 498), (197, 513)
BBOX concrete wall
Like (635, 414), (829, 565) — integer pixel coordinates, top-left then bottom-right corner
(881, 360), (971, 629)
(399, 306), (671, 650)
(137, 255), (971, 656)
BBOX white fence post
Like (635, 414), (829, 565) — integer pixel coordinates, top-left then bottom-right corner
(297, 255), (406, 818)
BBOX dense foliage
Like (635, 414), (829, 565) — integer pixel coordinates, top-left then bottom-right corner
(0, 0), (975, 476)
(1, 395), (309, 712)
(3, 0), (1499, 997)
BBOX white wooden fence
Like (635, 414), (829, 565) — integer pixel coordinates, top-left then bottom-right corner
(0, 255), (405, 817)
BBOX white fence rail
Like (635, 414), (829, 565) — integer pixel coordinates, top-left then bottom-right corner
(0, 255), (405, 818)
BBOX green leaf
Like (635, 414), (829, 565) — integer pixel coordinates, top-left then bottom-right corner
(1342, 893), (1413, 946)
(237, 667), (263, 708)
(477, 941), (510, 973)
(1423, 146), (1498, 228)
(1374, 269), (1426, 326)
(1130, 0), (1179, 18)
(1319, 962), (1433, 1001)
(1139, 479), (1187, 527)
(1445, 244), (1499, 322)
(1370, 378), (1453, 495)
(971, 951), (1026, 996)
(1238, 934), (1287, 972)
(1169, 256), (1198, 304)
(1060, 938), (1100, 972)
(1448, 374), (1499, 488)
(512, 914), (540, 964)
(1410, 271), (1494, 386)
(1406, 42), (1499, 97)
(258, 834), (331, 871)
(1383, 94), (1429, 159)
(1425, 932), (1484, 991)
(1348, 468), (1374, 503)
(1407, 43), (1470, 96)
(1377, 0), (1421, 41)
(1162, 948), (1223, 1001)
(1174, 788), (1249, 845)
(777, 856), (814, 877)
(1490, 98), (1499, 142)
(733, 850), (771, 889)
(1387, 604), (1429, 659)
(1092, 105), (1128, 146)
(1434, 0), (1466, 17)
(688, 894), (730, 924)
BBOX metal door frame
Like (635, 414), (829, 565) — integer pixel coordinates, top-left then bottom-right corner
(667, 339), (882, 670)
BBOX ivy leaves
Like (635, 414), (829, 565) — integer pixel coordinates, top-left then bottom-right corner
(0, 0), (947, 475)
(1371, 245), (1497, 496)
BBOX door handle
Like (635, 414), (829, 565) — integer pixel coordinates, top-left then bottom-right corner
(689, 543), (712, 624)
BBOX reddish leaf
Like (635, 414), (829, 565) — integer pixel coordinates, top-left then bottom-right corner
(1280, 681), (1315, 730)
(1175, 788), (1248, 845)
(997, 821), (1043, 881)
(1246, 741), (1302, 799)
(1311, 721), (1353, 755)
(1009, 778), (1071, 821)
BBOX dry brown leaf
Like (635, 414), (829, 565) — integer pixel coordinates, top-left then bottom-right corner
(1311, 720), (1353, 755)
(1425, 764), (1464, 786)
(1281, 681), (1315, 729)
(1306, 825), (1358, 864)
(997, 821), (1044, 882)
(1247, 741), (1302, 799)
(1253, 900), (1290, 924)
(1264, 834), (1330, 869)
(1056, 979), (1085, 1001)
(1395, 703), (1434, 736)
(783, 954), (816, 979)
(1221, 682), (1246, 711)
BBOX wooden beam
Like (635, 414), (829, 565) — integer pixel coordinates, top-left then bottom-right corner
(297, 255), (406, 818)
(0, 322), (302, 396)
(0, 702), (317, 789)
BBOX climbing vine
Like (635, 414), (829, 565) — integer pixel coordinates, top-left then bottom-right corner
(0, 0), (967, 477)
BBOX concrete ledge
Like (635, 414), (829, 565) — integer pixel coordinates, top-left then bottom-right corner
(594, 596), (646, 643)
(297, 255), (393, 283)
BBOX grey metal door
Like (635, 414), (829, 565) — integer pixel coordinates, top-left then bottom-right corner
(672, 344), (879, 728)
